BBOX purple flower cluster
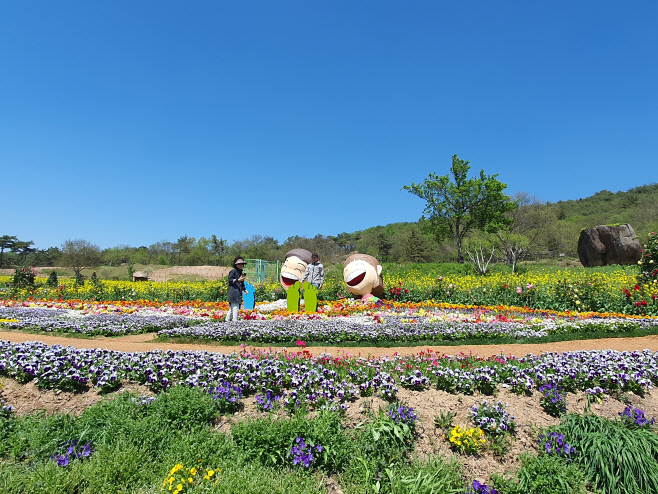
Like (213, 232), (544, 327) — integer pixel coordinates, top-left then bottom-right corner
(388, 404), (417, 427)
(255, 389), (282, 411)
(290, 437), (322, 468)
(468, 480), (498, 494)
(208, 381), (243, 413)
(0, 306), (195, 336)
(619, 406), (656, 429)
(130, 395), (156, 406)
(539, 384), (567, 417)
(50, 439), (94, 467)
(469, 400), (516, 435)
(539, 432), (577, 460)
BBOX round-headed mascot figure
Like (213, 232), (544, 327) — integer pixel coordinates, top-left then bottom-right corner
(343, 253), (384, 298)
(280, 248), (313, 290)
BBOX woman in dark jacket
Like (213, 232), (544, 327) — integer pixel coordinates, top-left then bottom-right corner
(226, 256), (248, 321)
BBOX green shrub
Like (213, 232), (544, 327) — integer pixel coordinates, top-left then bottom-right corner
(492, 453), (588, 494)
(146, 385), (219, 430)
(231, 411), (355, 473)
(46, 271), (58, 288)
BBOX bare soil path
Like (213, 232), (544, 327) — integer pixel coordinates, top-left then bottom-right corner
(2, 330), (658, 357)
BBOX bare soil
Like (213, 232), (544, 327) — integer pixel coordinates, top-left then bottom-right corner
(146, 265), (231, 282)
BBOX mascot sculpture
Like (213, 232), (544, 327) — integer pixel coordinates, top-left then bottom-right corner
(343, 253), (384, 299)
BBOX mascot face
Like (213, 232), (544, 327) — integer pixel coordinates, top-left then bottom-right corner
(280, 255), (309, 289)
(343, 256), (383, 296)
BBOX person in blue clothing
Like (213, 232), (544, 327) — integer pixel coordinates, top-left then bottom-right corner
(226, 256), (249, 321)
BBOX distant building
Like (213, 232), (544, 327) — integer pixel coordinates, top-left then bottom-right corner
(132, 271), (149, 282)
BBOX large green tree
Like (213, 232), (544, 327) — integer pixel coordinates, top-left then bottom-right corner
(0, 235), (18, 268)
(61, 239), (102, 277)
(403, 154), (516, 263)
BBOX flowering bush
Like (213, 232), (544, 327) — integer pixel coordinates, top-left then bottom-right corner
(289, 437), (323, 468)
(469, 400), (516, 436)
(10, 267), (36, 291)
(638, 232), (658, 286)
(446, 425), (487, 455)
(538, 431), (578, 461)
(539, 384), (567, 417)
(162, 463), (219, 492)
(618, 406), (655, 429)
(50, 439), (94, 467)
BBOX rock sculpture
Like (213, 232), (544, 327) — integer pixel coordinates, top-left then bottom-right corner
(577, 224), (642, 267)
(343, 253), (384, 298)
(280, 249), (313, 290)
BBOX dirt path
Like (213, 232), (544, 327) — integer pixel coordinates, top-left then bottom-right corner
(3, 331), (658, 357)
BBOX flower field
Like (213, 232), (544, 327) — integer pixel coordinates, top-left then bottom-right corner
(2, 263), (657, 315)
(3, 299), (658, 343)
(2, 257), (658, 492)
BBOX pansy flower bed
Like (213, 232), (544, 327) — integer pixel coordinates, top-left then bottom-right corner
(0, 306), (199, 336)
(3, 299), (658, 343)
(1, 340), (657, 405)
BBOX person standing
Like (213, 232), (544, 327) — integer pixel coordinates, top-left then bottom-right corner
(226, 256), (248, 321)
(301, 253), (325, 289)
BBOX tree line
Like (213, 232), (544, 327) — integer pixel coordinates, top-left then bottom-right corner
(3, 157), (657, 271)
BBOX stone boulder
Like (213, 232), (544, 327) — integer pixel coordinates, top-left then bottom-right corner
(577, 224), (642, 267)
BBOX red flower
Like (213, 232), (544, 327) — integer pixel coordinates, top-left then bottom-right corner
(635, 285), (641, 291)
(642, 300), (648, 306)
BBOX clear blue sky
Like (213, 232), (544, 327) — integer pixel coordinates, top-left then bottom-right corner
(2, 1), (657, 250)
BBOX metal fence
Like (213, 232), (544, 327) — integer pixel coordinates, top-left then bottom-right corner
(242, 259), (280, 283)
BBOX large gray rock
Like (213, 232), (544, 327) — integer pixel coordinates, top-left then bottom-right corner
(578, 224), (642, 267)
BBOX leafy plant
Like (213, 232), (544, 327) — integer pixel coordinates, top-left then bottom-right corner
(50, 439), (94, 467)
(469, 400), (516, 436)
(387, 402), (418, 432)
(385, 456), (464, 494)
(618, 406), (655, 429)
(289, 437), (323, 468)
(207, 381), (243, 414)
(557, 413), (658, 494)
(231, 411), (353, 474)
(467, 479), (498, 494)
(446, 425), (487, 455)
(434, 410), (456, 430)
(539, 384), (567, 417)
(46, 270), (58, 287)
(538, 431), (578, 461)
(161, 462), (220, 493)
(255, 389), (282, 412)
(492, 453), (588, 494)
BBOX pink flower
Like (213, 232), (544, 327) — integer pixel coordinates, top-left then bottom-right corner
(296, 340), (306, 348)
(517, 287), (523, 294)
